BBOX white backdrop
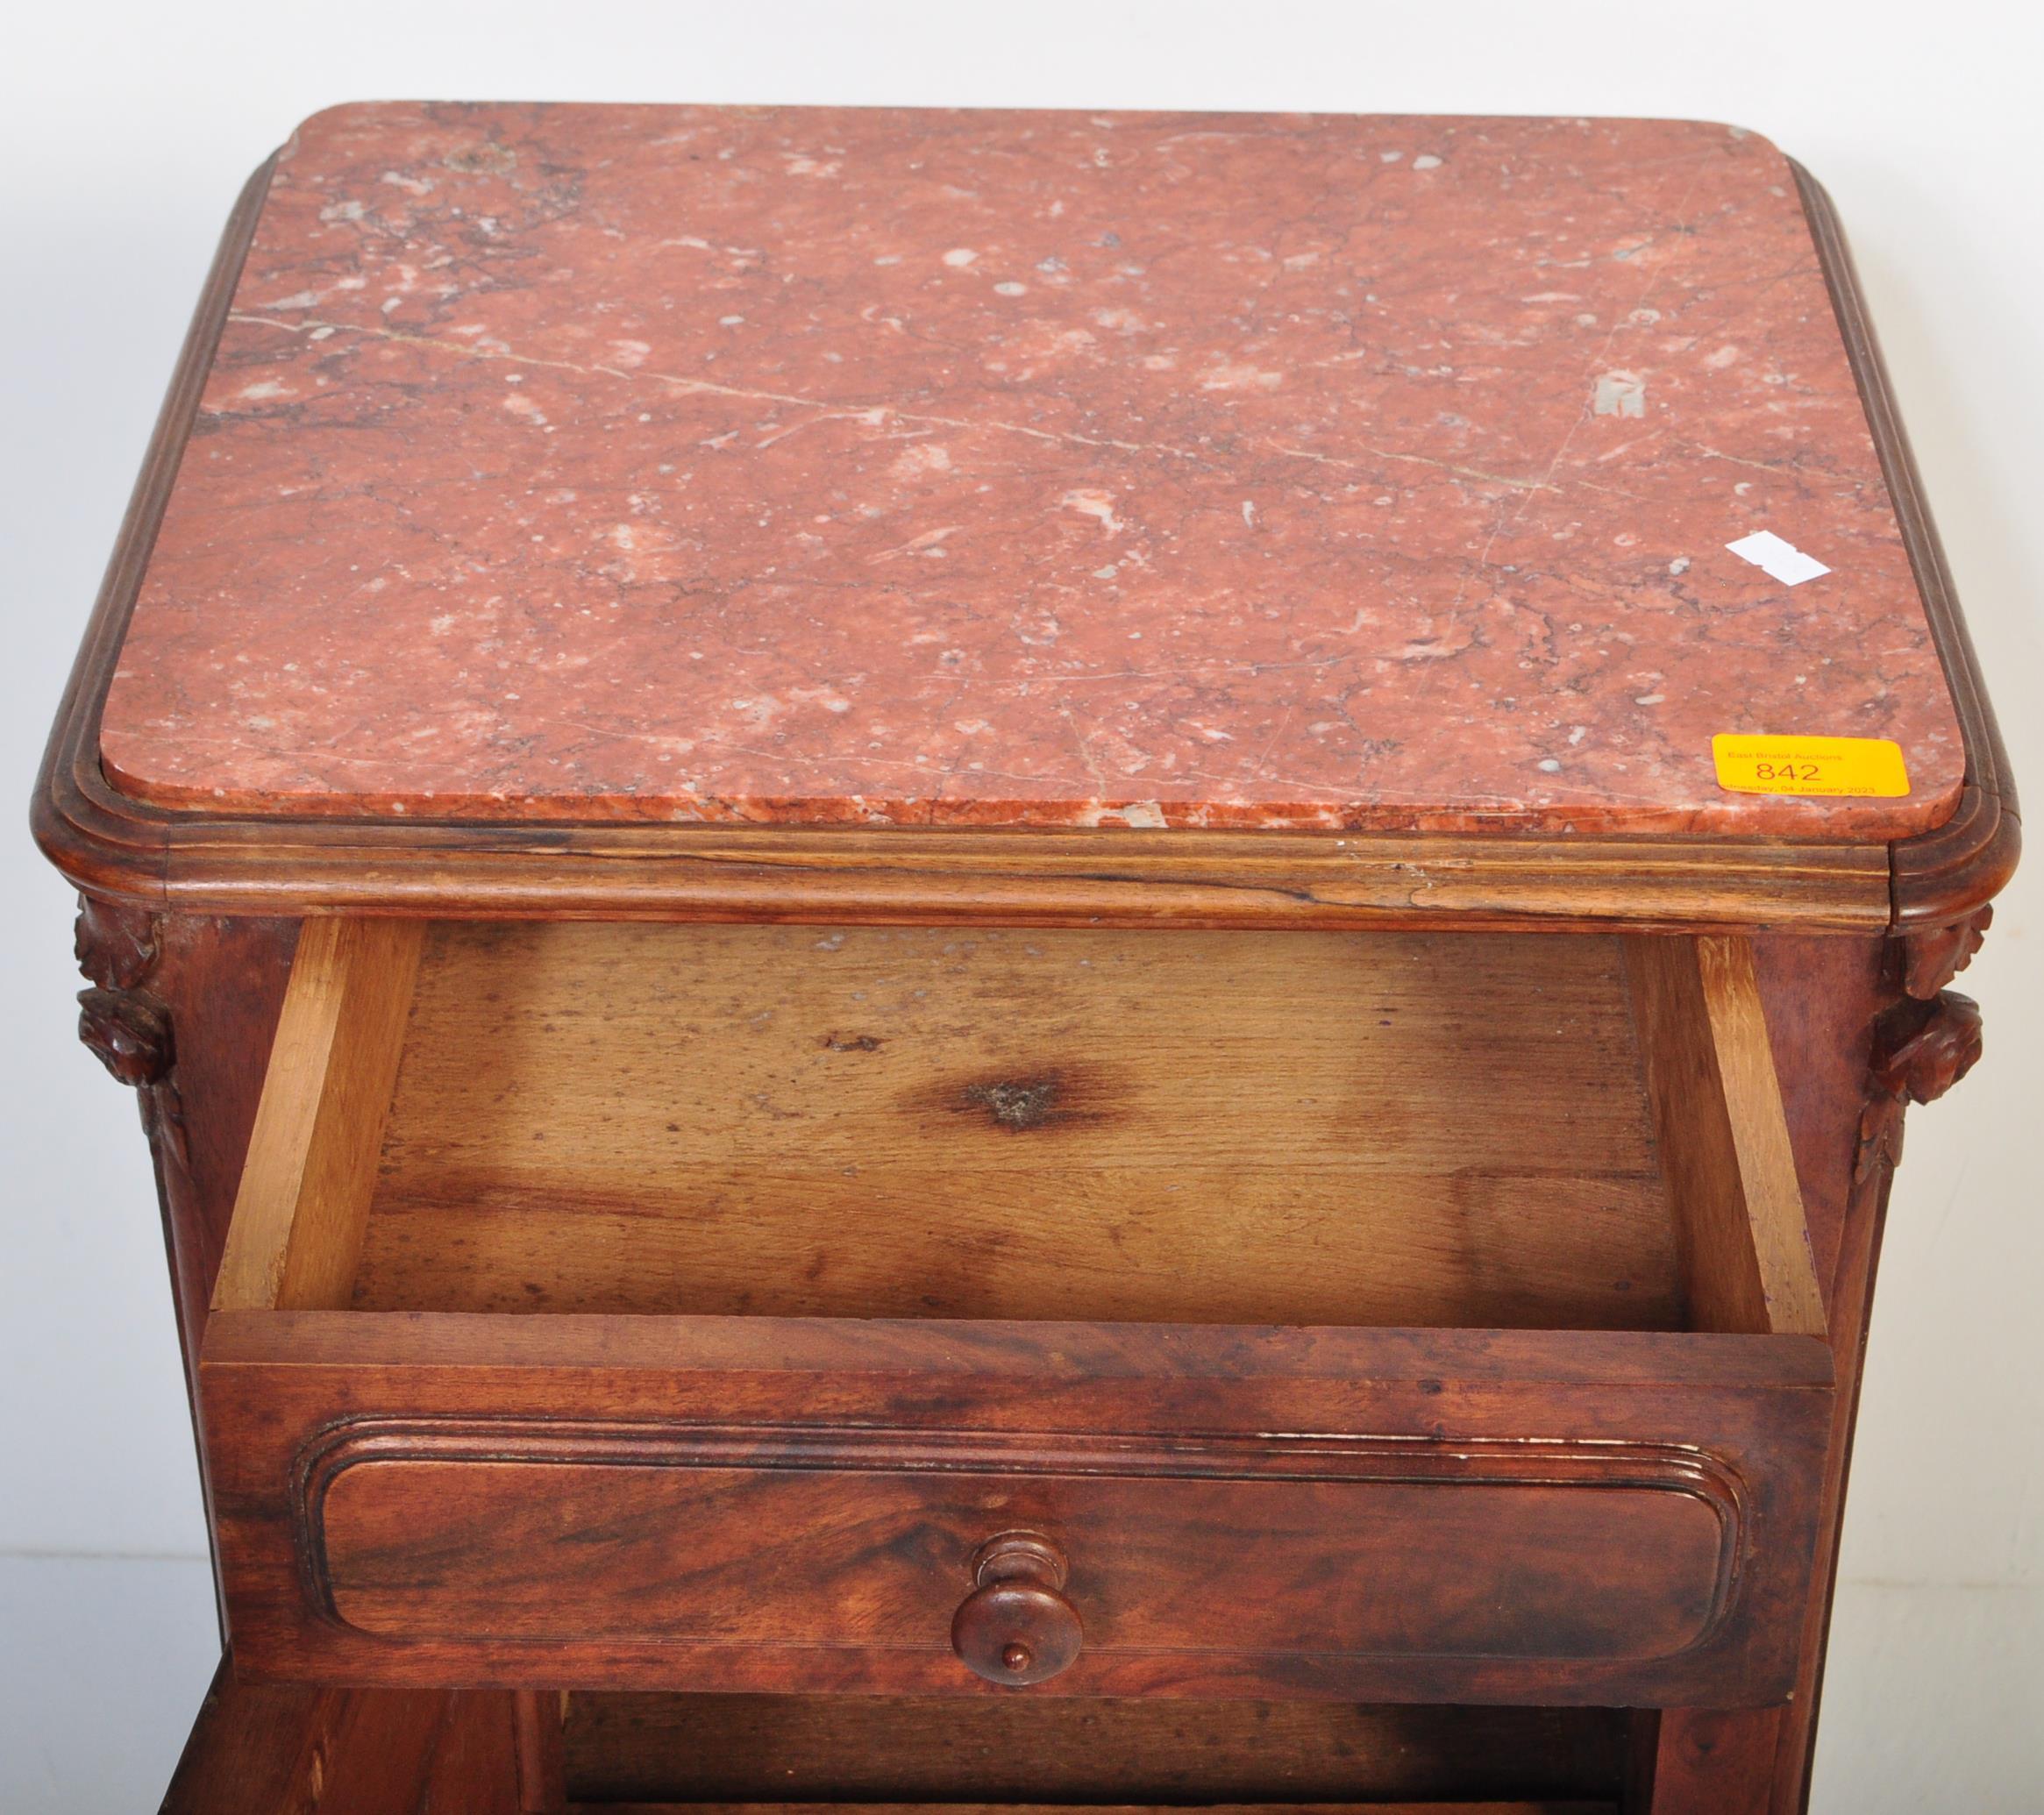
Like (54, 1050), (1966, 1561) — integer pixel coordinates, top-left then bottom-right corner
(3, 4), (2039, 1809)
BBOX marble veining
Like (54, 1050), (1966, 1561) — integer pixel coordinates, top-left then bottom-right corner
(100, 103), (1966, 836)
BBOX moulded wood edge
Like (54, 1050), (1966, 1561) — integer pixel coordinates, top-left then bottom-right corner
(1792, 159), (2020, 930)
(197, 1306), (1839, 1392)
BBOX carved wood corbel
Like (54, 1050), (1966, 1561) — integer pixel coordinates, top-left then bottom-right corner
(75, 894), (189, 1173)
(1844, 904), (1992, 1224)
(1900, 902), (1991, 1000)
(1855, 905), (1991, 1206)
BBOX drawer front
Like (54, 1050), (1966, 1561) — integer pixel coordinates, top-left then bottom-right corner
(203, 1312), (1833, 1705)
(307, 1423), (1732, 1669)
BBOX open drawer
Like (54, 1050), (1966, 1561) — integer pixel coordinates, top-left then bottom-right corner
(199, 920), (1834, 1706)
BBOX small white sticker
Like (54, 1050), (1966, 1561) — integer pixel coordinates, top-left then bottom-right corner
(1593, 371), (1646, 417)
(1726, 530), (1831, 587)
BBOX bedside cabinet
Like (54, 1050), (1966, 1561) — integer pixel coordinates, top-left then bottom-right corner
(35, 103), (2013, 1815)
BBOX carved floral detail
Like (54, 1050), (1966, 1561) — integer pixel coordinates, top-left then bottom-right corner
(1855, 903), (1994, 1208)
(1901, 904), (1992, 1000)
(75, 896), (160, 993)
(1854, 988), (1984, 1191)
(73, 895), (188, 1172)
(77, 986), (173, 1086)
(1871, 991), (1983, 1107)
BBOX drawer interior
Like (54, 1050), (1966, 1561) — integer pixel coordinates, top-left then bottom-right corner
(202, 918), (1830, 1705)
(214, 921), (1822, 1340)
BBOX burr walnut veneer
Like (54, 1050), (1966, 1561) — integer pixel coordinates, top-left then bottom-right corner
(37, 104), (2014, 1815)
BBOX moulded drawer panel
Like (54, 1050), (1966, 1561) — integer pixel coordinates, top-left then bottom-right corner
(310, 1428), (1732, 1663)
(201, 1311), (1834, 1705)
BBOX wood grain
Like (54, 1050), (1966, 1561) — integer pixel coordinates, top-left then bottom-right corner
(74, 910), (300, 1647)
(211, 918), (422, 1313)
(160, 1657), (521, 1814)
(1625, 936), (1825, 1338)
(1694, 938), (1827, 1338)
(560, 1691), (1627, 1804)
(199, 1309), (1832, 1705)
(1644, 1706), (1782, 1815)
(310, 1432), (1733, 1662)
(1756, 933), (1986, 1812)
(359, 922), (1678, 1330)
(155, 1662), (1613, 1811)
(567, 1804), (1613, 1814)
(515, 1688), (566, 1813)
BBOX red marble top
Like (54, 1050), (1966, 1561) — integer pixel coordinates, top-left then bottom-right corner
(101, 103), (1965, 837)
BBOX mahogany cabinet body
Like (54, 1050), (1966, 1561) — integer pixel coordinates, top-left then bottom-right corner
(70, 900), (1989, 1814)
(35, 103), (2017, 1815)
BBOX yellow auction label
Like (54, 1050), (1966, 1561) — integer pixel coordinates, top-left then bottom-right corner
(1713, 734), (1910, 797)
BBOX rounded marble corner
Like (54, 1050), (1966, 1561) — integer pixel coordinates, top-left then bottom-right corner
(279, 98), (418, 162)
(94, 734), (216, 818)
(1673, 117), (1795, 167)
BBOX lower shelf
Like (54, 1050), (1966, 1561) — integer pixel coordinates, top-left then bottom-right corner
(564, 1690), (1628, 1806)
(566, 1806), (1613, 1814)
(161, 1667), (1631, 1813)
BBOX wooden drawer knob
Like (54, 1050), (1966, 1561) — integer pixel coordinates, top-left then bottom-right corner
(951, 1532), (1082, 1685)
